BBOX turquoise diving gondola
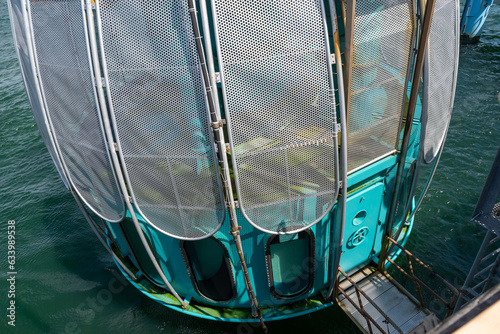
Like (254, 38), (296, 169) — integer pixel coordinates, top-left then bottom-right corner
(7, 0), (459, 329)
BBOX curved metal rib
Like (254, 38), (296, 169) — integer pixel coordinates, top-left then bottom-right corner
(88, 0), (187, 307)
(96, 0), (225, 240)
(26, 0), (126, 222)
(327, 0), (349, 300)
(7, 0), (70, 189)
(211, 0), (340, 234)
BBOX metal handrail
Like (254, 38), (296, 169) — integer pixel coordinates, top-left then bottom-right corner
(384, 236), (459, 318)
(188, 2), (267, 332)
(338, 268), (404, 334)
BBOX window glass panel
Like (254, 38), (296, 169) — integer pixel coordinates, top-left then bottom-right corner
(184, 238), (234, 301)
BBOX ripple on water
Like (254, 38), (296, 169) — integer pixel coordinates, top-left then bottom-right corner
(0, 3), (500, 334)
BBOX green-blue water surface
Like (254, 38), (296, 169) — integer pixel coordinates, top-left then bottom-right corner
(1, 2), (499, 333)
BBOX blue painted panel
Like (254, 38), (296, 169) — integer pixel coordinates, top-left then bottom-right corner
(461, 0), (494, 43)
(339, 182), (385, 272)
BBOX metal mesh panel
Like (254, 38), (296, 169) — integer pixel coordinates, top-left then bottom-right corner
(98, 0), (225, 239)
(8, 0), (69, 188)
(213, 0), (338, 233)
(422, 0), (459, 163)
(348, 0), (415, 172)
(29, 0), (124, 221)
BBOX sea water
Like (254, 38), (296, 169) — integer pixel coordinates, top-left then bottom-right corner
(0, 2), (499, 333)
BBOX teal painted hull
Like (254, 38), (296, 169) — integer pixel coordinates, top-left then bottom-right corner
(106, 136), (420, 320)
(7, 0), (458, 324)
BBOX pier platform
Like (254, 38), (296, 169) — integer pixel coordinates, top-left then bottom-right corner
(429, 283), (500, 334)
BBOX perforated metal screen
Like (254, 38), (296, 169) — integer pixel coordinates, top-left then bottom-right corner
(29, 0), (125, 221)
(8, 0), (68, 188)
(422, 0), (459, 163)
(212, 0), (339, 234)
(98, 0), (225, 239)
(348, 0), (415, 173)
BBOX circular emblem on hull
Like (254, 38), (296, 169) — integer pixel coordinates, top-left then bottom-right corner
(347, 227), (370, 249)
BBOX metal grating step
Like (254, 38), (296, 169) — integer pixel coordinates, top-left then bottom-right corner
(338, 269), (433, 334)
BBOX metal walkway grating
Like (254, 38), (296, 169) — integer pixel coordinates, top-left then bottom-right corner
(338, 268), (438, 334)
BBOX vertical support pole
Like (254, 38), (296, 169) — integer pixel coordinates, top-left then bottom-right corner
(327, 0), (348, 301)
(339, 0), (346, 28)
(379, 0), (437, 272)
(188, 1), (267, 332)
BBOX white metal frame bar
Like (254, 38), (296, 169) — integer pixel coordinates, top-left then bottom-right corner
(189, 0), (264, 323)
(95, 0), (225, 241)
(88, 0), (187, 307)
(7, 0), (70, 188)
(25, 0), (126, 222)
(327, 0), (348, 299)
